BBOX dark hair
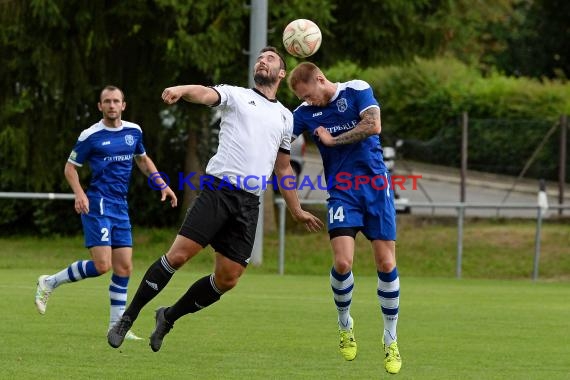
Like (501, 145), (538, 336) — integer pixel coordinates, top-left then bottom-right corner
(100, 85), (125, 101)
(260, 46), (287, 71)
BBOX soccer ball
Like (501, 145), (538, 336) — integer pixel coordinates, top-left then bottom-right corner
(282, 19), (322, 58)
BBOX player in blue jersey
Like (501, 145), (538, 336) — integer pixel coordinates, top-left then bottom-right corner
(35, 85), (178, 341)
(288, 62), (402, 374)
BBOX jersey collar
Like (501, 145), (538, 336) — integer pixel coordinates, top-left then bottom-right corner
(251, 88), (277, 103)
(328, 82), (341, 103)
(99, 120), (124, 131)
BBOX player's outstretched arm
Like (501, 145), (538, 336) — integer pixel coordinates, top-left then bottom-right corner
(134, 155), (178, 207)
(162, 85), (219, 106)
(274, 152), (323, 232)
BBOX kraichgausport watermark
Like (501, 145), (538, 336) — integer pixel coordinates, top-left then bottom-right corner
(148, 172), (422, 192)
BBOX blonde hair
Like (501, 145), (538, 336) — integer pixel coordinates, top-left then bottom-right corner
(287, 62), (324, 92)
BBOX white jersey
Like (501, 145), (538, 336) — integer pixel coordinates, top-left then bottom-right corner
(206, 85), (293, 196)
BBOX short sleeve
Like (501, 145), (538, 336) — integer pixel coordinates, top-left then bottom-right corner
(135, 131), (146, 156)
(68, 137), (91, 167)
(280, 109), (293, 151)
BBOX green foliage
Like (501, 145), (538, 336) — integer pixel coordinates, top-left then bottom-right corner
(319, 0), (515, 68)
(491, 0), (570, 79)
(360, 58), (476, 140)
(0, 0), (339, 234)
(1, 0), (109, 233)
(156, 0), (248, 78)
(346, 57), (569, 178)
(1, 0), (568, 232)
(0, 126), (27, 187)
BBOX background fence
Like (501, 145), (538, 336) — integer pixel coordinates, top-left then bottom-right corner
(2, 191), (569, 280)
(274, 197), (570, 279)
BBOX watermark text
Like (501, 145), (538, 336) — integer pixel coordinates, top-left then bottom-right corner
(148, 172), (422, 192)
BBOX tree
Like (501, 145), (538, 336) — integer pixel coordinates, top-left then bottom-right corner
(4, 0), (559, 234)
(0, 0), (335, 233)
(314, 0), (515, 68)
(491, 0), (570, 79)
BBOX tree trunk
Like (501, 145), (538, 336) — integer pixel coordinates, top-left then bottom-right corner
(183, 126), (202, 214)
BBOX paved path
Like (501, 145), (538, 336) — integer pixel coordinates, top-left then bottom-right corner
(298, 154), (569, 218)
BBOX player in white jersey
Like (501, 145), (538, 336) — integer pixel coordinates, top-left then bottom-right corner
(108, 47), (323, 351)
(35, 86), (178, 341)
(288, 62), (402, 374)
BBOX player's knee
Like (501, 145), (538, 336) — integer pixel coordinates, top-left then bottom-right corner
(94, 261), (112, 274)
(112, 263), (132, 276)
(216, 277), (239, 292)
(166, 250), (191, 268)
(377, 260), (396, 273)
(334, 259), (353, 274)
(214, 273), (239, 292)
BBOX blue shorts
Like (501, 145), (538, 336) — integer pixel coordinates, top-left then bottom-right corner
(327, 173), (396, 241)
(81, 197), (132, 248)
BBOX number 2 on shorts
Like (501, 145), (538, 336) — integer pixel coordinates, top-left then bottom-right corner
(100, 227), (109, 242)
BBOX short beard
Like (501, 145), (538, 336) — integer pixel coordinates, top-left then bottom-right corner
(254, 72), (278, 87)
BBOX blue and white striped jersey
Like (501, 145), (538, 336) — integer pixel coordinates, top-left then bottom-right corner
(292, 80), (387, 189)
(68, 120), (146, 204)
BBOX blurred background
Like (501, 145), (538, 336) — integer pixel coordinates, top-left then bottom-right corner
(1, 0), (569, 235)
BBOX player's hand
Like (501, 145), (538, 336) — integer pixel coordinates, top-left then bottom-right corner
(160, 186), (178, 207)
(292, 209), (324, 232)
(74, 193), (89, 214)
(314, 126), (335, 146)
(162, 87), (183, 104)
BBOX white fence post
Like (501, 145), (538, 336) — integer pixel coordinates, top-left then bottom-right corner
(456, 204), (465, 279)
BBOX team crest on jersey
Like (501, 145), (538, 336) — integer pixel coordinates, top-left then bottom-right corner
(336, 98), (348, 112)
(124, 134), (135, 146)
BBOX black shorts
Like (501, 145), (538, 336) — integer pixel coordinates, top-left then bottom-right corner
(178, 177), (260, 267)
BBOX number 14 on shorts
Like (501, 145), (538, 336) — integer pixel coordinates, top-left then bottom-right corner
(328, 206), (345, 224)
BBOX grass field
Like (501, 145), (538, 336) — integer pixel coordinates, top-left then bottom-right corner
(1, 219), (569, 378)
(2, 269), (569, 379)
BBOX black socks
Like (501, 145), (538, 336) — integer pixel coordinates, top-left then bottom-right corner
(165, 274), (222, 323)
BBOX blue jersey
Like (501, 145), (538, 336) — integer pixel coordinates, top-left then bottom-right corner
(292, 80), (387, 190)
(293, 80), (395, 239)
(68, 120), (146, 204)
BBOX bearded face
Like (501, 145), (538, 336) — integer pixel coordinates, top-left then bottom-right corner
(253, 50), (284, 87)
(254, 65), (279, 87)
